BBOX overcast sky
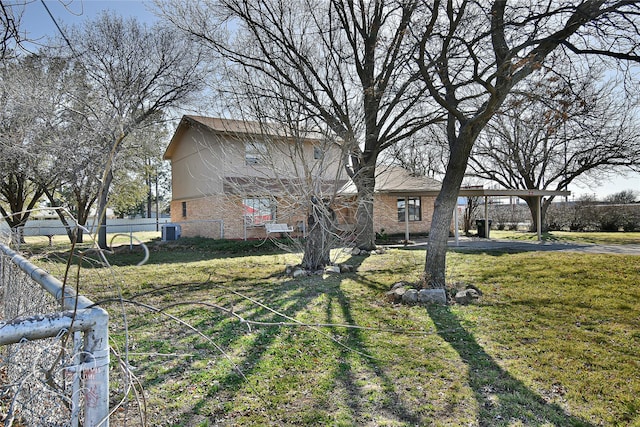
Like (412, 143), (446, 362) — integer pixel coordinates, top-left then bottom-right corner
(15, 0), (640, 200)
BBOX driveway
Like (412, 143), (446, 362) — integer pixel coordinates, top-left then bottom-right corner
(445, 237), (640, 255)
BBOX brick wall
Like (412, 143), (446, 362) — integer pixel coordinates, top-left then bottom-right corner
(373, 194), (435, 236)
(171, 193), (438, 240)
(170, 195), (309, 240)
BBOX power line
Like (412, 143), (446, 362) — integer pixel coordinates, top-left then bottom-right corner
(39, 0), (75, 53)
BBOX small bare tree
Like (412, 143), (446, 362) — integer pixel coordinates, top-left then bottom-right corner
(462, 196), (481, 235)
(207, 82), (351, 270)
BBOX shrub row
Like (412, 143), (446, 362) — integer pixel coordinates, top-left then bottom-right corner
(547, 203), (640, 232)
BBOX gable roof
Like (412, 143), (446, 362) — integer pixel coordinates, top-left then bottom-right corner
(339, 166), (442, 195)
(164, 115), (329, 160)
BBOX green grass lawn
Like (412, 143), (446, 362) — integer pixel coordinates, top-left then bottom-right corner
(26, 236), (640, 426)
(490, 230), (640, 245)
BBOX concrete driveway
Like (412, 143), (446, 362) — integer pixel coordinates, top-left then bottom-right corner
(446, 237), (640, 255)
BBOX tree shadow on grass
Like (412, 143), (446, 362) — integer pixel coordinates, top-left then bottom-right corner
(425, 304), (595, 427)
(123, 269), (387, 425)
(324, 288), (423, 425)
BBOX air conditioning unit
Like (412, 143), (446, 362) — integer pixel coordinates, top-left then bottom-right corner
(161, 223), (181, 241)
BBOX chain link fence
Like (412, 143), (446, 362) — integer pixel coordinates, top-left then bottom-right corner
(1, 231), (109, 426)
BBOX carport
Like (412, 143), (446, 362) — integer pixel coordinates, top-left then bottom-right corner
(453, 188), (571, 243)
(404, 188), (570, 244)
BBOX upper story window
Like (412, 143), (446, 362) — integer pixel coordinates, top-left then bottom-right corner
(313, 146), (323, 160)
(397, 197), (422, 222)
(245, 141), (267, 165)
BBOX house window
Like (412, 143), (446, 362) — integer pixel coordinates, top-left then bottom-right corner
(245, 141), (267, 165)
(397, 197), (421, 222)
(243, 197), (275, 225)
(313, 146), (323, 160)
(182, 201), (187, 218)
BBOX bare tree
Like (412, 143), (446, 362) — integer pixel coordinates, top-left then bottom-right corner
(0, 0), (22, 59)
(200, 85), (350, 270)
(160, 0), (443, 250)
(469, 64), (640, 231)
(383, 125), (448, 178)
(0, 54), (68, 235)
(462, 196), (481, 234)
(417, 1), (640, 287)
(40, 62), (105, 243)
(606, 189), (639, 204)
(63, 13), (205, 249)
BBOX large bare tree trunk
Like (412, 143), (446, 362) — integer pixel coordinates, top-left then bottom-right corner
(522, 196), (554, 233)
(351, 165), (376, 251)
(302, 197), (335, 270)
(424, 130), (476, 288)
(354, 188), (375, 251)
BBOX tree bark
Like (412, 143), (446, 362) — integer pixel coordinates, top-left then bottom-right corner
(43, 189), (80, 243)
(97, 168), (114, 250)
(424, 128), (477, 288)
(351, 165), (376, 250)
(522, 196), (554, 233)
(302, 197), (335, 270)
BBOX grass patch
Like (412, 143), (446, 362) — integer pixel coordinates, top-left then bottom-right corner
(491, 230), (640, 245)
(22, 239), (640, 426)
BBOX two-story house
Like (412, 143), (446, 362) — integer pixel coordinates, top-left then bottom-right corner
(163, 115), (349, 240)
(164, 115), (443, 241)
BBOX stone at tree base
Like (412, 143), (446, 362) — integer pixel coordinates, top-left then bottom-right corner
(455, 289), (481, 305)
(351, 247), (361, 256)
(401, 288), (418, 304)
(390, 281), (409, 291)
(385, 286), (406, 303)
(324, 265), (341, 274)
(418, 288), (447, 305)
(465, 288), (480, 299)
(455, 290), (471, 305)
(339, 264), (354, 273)
(292, 268), (307, 278)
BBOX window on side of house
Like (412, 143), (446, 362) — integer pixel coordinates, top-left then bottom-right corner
(243, 197), (276, 225)
(397, 197), (421, 222)
(245, 141), (267, 165)
(182, 201), (187, 218)
(313, 146), (323, 160)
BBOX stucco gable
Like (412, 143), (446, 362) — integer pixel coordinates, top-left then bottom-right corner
(164, 115), (331, 160)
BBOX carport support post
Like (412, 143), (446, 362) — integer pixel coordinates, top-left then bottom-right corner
(404, 197), (409, 242)
(537, 196), (542, 242)
(453, 203), (459, 246)
(484, 196), (489, 239)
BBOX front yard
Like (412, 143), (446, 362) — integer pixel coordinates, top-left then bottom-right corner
(27, 236), (640, 426)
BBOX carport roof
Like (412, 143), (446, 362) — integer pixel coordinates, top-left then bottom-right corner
(338, 167), (570, 198)
(456, 188), (570, 198)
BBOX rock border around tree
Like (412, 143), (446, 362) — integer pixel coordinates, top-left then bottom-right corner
(385, 281), (483, 306)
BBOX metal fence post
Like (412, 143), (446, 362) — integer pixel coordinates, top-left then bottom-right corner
(83, 307), (110, 427)
(0, 243), (111, 426)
